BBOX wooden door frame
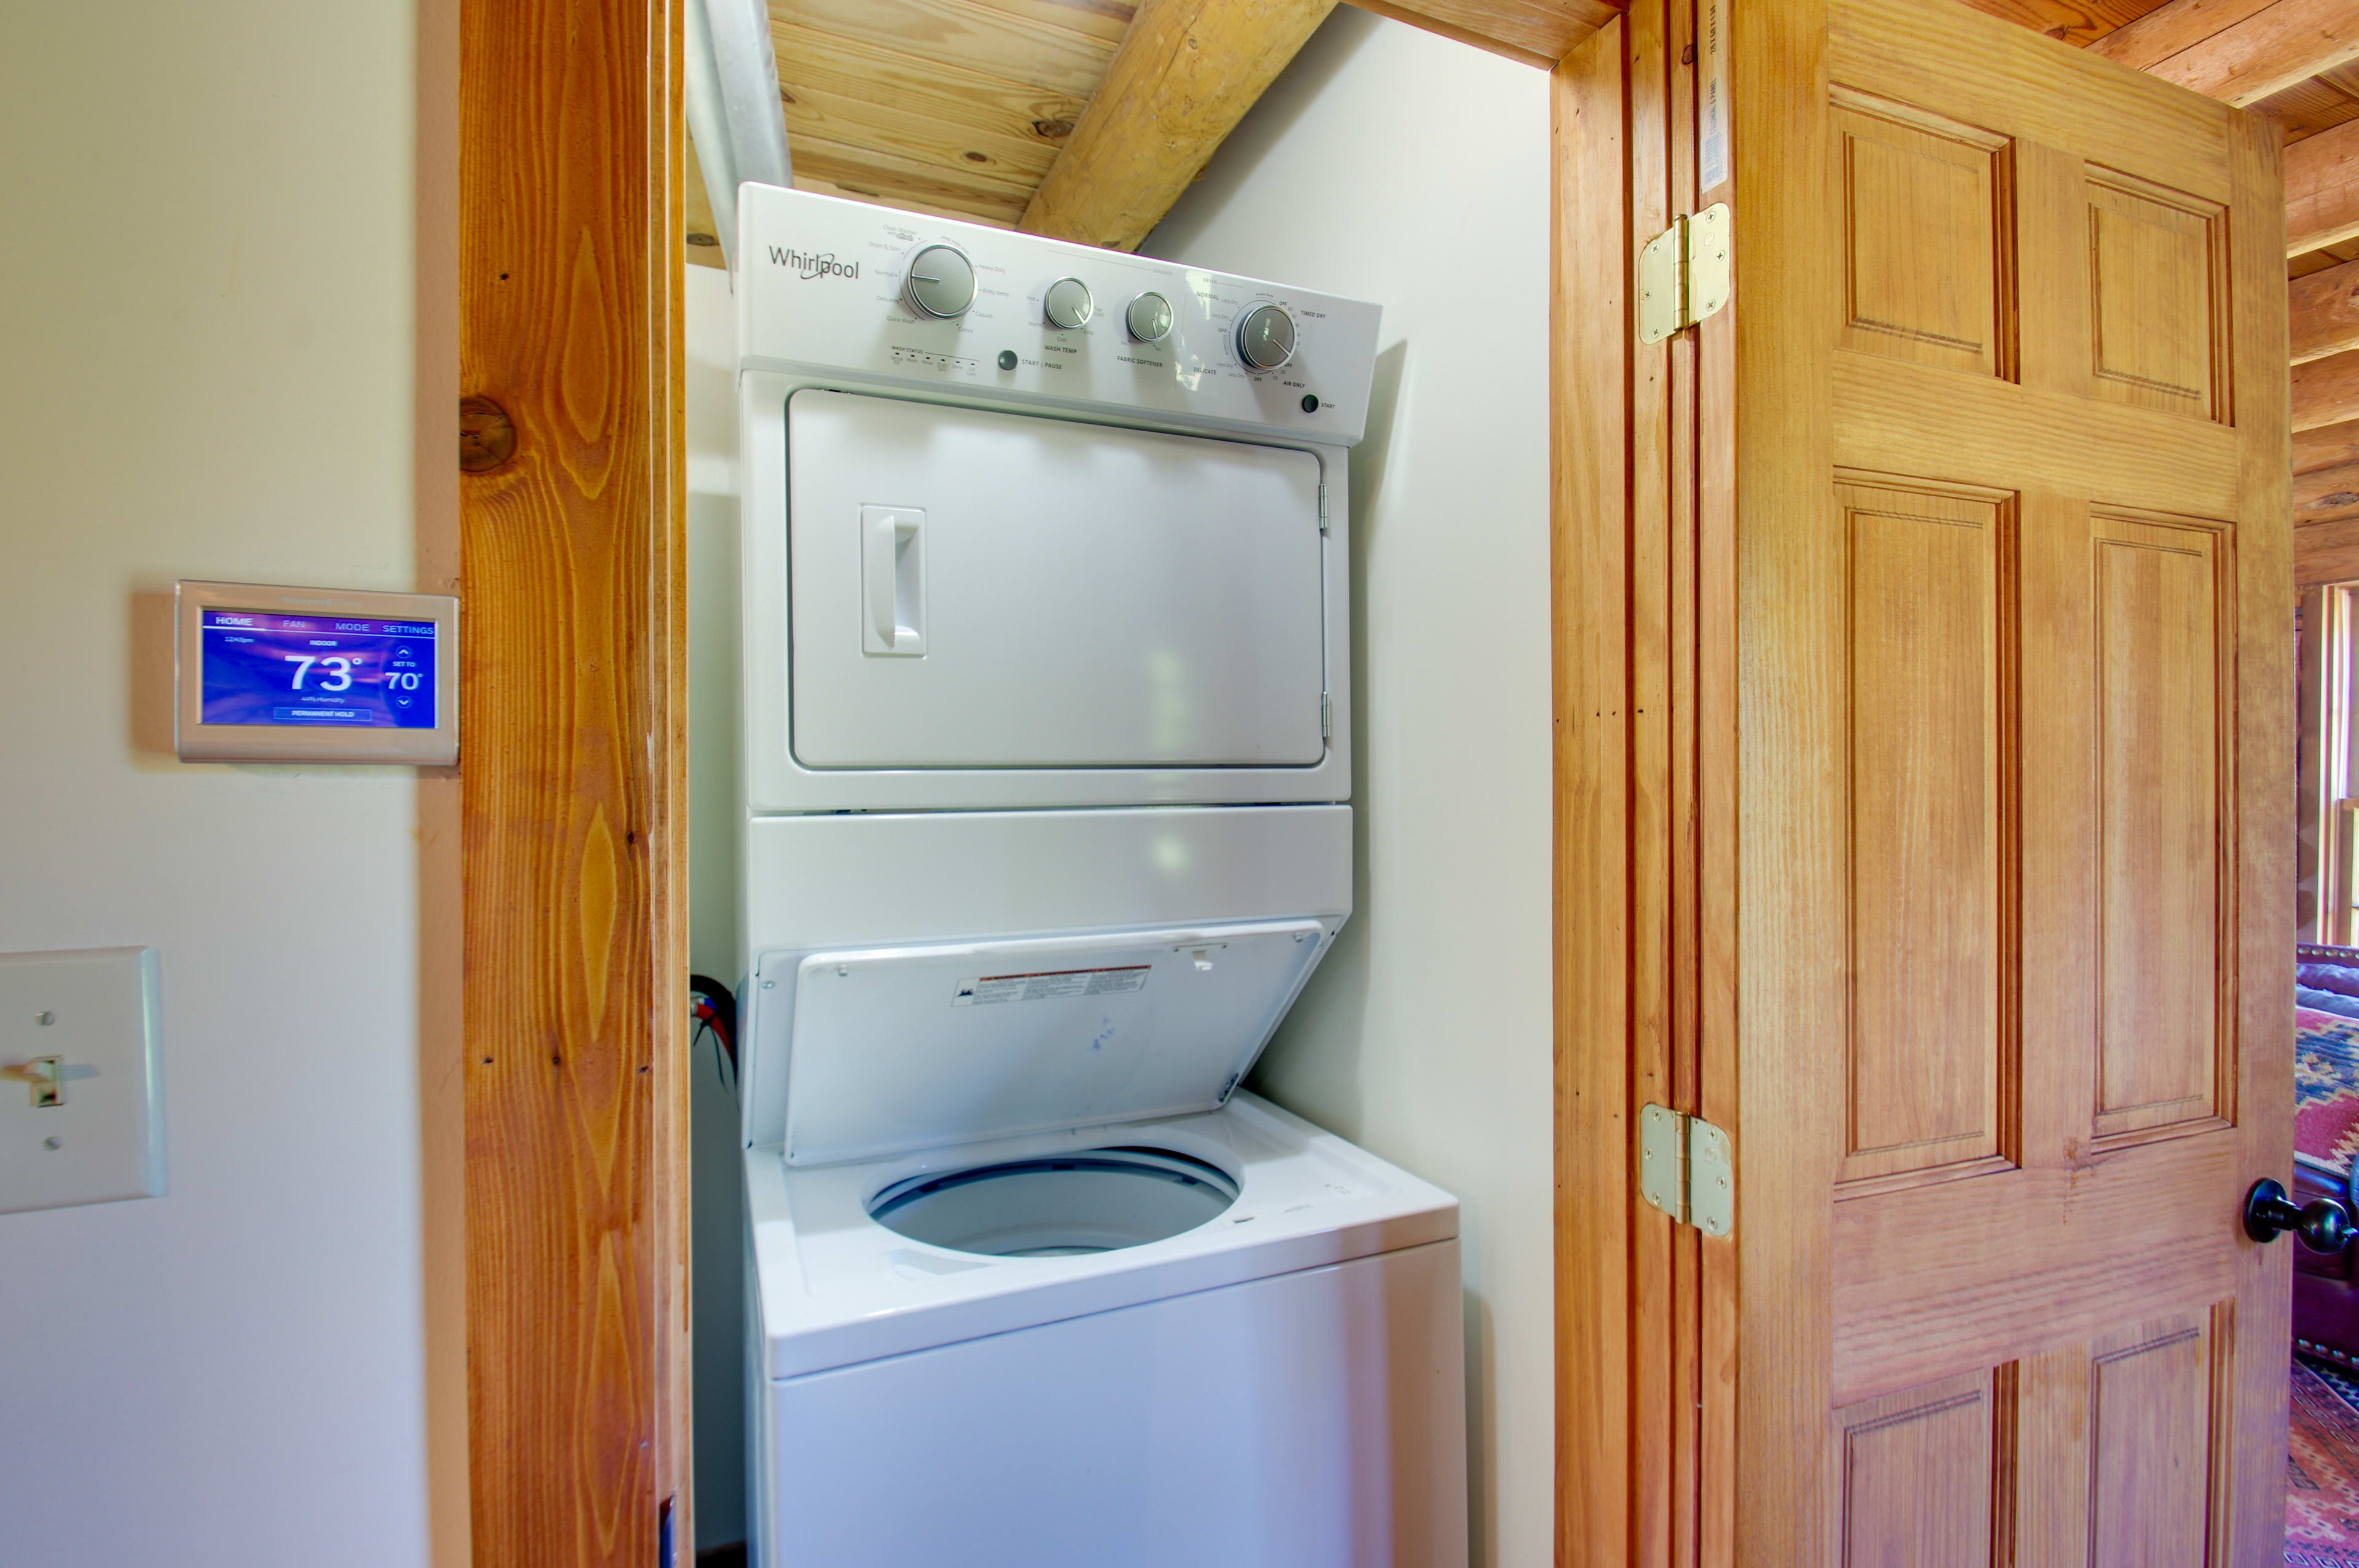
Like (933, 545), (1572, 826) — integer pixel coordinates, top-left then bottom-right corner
(456, 0), (689, 1564)
(448, 2), (1653, 1564)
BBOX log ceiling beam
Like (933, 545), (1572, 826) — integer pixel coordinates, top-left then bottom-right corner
(2299, 416), (2359, 471)
(2087, 0), (2359, 105)
(1349, 0), (1624, 68)
(2294, 345), (2359, 429)
(2295, 256), (2359, 363)
(2299, 515), (2359, 583)
(2298, 456), (2359, 523)
(1019, 0), (1342, 252)
(1022, 0), (1624, 252)
(2291, 119), (2359, 255)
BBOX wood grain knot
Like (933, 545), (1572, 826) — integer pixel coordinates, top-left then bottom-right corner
(460, 394), (518, 473)
(1032, 118), (1076, 141)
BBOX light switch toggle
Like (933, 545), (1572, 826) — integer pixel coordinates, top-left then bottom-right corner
(25, 1056), (62, 1108)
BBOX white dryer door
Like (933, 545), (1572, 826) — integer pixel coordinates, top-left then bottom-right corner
(786, 389), (1328, 769)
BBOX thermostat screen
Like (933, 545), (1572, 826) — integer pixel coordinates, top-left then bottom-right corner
(199, 610), (437, 728)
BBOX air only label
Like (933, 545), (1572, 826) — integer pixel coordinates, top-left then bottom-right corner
(952, 965), (1151, 1007)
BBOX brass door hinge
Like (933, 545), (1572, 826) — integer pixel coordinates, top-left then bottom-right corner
(1637, 203), (1732, 345)
(1638, 1102), (1735, 1236)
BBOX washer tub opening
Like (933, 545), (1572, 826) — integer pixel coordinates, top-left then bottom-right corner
(867, 1147), (1240, 1258)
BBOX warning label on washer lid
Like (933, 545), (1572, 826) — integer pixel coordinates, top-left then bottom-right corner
(952, 965), (1151, 1006)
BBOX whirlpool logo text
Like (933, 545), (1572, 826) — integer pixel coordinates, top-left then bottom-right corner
(770, 246), (859, 281)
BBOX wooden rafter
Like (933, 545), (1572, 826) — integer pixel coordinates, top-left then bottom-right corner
(2088, 0), (2359, 104)
(1352, 0), (1623, 67)
(2294, 255), (2359, 361)
(1022, 0), (1628, 253)
(2297, 346), (2359, 429)
(1019, 0), (1340, 251)
(2291, 117), (2359, 253)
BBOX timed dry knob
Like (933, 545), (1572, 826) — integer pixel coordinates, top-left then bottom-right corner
(1044, 277), (1093, 330)
(1235, 303), (1297, 372)
(904, 244), (976, 319)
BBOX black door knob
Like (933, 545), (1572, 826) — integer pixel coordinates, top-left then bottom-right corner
(2244, 1177), (2356, 1253)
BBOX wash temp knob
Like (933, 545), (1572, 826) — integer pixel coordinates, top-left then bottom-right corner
(1044, 277), (1093, 330)
(904, 244), (976, 319)
(1235, 303), (1297, 372)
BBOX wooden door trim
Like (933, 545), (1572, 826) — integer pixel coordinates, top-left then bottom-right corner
(1551, 16), (1637, 1567)
(457, 0), (689, 1562)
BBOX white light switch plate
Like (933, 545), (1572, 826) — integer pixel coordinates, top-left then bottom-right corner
(0, 948), (165, 1215)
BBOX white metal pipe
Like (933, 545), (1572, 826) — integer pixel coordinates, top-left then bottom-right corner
(686, 0), (792, 273)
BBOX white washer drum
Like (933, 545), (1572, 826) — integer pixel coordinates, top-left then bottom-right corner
(867, 1146), (1240, 1257)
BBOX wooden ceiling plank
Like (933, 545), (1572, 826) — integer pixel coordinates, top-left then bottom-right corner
(1346, 0), (1620, 68)
(792, 172), (1022, 228)
(2247, 74), (2359, 144)
(687, 127), (727, 267)
(2294, 255), (2359, 362)
(771, 0), (1117, 98)
(2290, 117), (2359, 254)
(2086, 0), (2275, 69)
(786, 78), (1062, 181)
(2110, 0), (2359, 107)
(774, 20), (1090, 149)
(1020, 0), (1341, 251)
(791, 131), (1036, 223)
(1949, 0), (2172, 50)
(2299, 416), (2359, 472)
(955, 0), (1139, 44)
(2293, 343), (2359, 428)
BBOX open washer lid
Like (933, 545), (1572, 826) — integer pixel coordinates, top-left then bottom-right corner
(753, 919), (1331, 1166)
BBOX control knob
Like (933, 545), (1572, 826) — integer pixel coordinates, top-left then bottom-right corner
(1235, 303), (1297, 372)
(904, 244), (976, 319)
(1044, 277), (1093, 330)
(1125, 291), (1174, 345)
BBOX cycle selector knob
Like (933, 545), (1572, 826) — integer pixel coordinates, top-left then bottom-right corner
(1043, 277), (1093, 330)
(1235, 303), (1297, 372)
(1126, 291), (1174, 345)
(904, 244), (976, 319)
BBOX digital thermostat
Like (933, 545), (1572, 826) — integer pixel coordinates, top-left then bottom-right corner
(174, 581), (458, 765)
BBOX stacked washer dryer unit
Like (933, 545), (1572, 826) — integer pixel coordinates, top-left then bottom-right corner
(735, 185), (1467, 1568)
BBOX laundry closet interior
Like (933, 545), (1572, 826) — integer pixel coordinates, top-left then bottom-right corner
(678, 14), (1556, 1564)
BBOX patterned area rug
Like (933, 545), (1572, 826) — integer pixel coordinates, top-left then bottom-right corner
(2293, 1356), (2359, 1567)
(2299, 1007), (2359, 1175)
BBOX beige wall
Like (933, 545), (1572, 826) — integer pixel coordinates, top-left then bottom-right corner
(1143, 14), (1558, 1566)
(0, 2), (445, 1563)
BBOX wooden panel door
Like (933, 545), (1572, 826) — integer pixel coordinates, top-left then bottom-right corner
(1707, 0), (2293, 1558)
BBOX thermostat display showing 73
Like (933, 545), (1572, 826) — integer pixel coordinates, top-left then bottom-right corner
(173, 580), (458, 765)
(199, 609), (438, 730)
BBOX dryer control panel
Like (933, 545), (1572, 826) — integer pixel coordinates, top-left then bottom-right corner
(737, 185), (1383, 445)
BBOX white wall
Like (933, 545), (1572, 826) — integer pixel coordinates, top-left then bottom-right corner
(1143, 15), (1557, 1566)
(0, 4), (443, 1565)
(686, 260), (750, 1548)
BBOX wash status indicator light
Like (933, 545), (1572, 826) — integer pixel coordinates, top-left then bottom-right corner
(198, 610), (437, 729)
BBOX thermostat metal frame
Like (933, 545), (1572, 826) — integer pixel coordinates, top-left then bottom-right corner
(174, 580), (460, 765)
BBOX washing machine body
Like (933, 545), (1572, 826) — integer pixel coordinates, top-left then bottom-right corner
(745, 1092), (1468, 1568)
(730, 187), (1463, 1566)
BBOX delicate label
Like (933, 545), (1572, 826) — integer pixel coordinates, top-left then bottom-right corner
(952, 965), (1151, 1007)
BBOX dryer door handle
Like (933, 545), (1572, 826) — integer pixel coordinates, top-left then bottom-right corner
(861, 506), (926, 656)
